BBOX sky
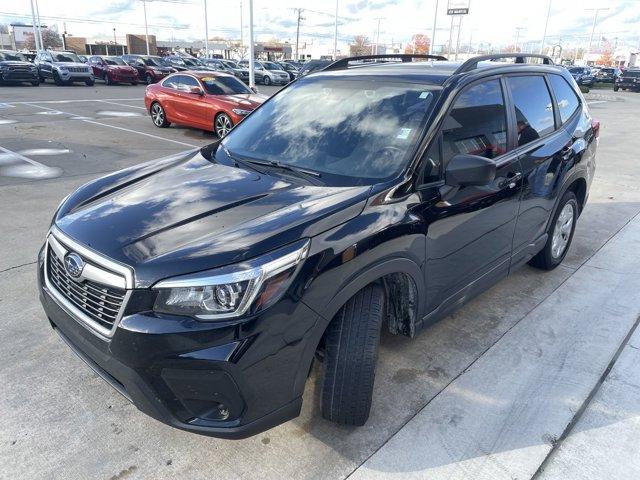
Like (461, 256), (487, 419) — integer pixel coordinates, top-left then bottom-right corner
(2, 0), (640, 54)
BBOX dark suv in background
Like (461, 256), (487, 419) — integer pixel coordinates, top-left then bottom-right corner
(121, 54), (174, 84)
(0, 50), (39, 86)
(614, 69), (640, 91)
(38, 53), (597, 439)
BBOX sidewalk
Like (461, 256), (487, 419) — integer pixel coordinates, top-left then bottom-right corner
(349, 214), (640, 480)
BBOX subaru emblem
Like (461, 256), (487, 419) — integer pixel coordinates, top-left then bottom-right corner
(64, 252), (85, 279)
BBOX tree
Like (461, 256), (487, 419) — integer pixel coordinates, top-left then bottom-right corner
(404, 34), (431, 55)
(597, 39), (614, 66)
(24, 28), (63, 50)
(350, 35), (371, 56)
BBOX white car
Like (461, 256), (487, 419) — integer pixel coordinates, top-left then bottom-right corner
(239, 60), (290, 85)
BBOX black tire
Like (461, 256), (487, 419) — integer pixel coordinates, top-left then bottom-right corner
(214, 113), (233, 138)
(263, 75), (271, 86)
(146, 73), (154, 85)
(85, 78), (95, 86)
(104, 74), (112, 85)
(529, 191), (578, 270)
(150, 102), (170, 128)
(613, 85), (619, 92)
(321, 284), (384, 426)
(31, 80), (40, 86)
(131, 81), (138, 86)
(53, 71), (65, 86)
(39, 74), (45, 83)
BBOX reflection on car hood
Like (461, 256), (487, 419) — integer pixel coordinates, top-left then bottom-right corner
(53, 62), (89, 68)
(217, 93), (266, 108)
(55, 149), (370, 286)
(0, 61), (34, 67)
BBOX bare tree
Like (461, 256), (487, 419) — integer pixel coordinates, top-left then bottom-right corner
(24, 28), (63, 50)
(350, 35), (372, 56)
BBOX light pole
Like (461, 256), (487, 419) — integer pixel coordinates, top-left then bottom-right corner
(295, 8), (304, 60)
(539, 0), (551, 55)
(34, 0), (44, 49)
(240, 0), (244, 47)
(248, 0), (255, 88)
(586, 7), (609, 61)
(374, 18), (381, 55)
(454, 15), (463, 60)
(333, 0), (338, 60)
(203, 0), (209, 58)
(515, 27), (526, 52)
(29, 0), (41, 50)
(143, 0), (150, 55)
(430, 0), (439, 54)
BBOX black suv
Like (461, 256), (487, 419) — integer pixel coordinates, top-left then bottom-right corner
(614, 68), (640, 92)
(38, 54), (598, 439)
(0, 50), (39, 86)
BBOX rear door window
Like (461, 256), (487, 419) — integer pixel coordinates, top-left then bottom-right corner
(548, 74), (580, 124)
(441, 79), (508, 163)
(507, 75), (555, 146)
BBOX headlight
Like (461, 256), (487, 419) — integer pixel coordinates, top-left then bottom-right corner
(232, 108), (253, 116)
(58, 67), (68, 72)
(153, 239), (310, 320)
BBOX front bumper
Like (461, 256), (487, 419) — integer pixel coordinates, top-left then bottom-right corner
(37, 250), (321, 439)
(58, 71), (94, 82)
(0, 69), (39, 82)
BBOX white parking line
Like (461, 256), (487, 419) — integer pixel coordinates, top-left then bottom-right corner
(98, 100), (146, 110)
(5, 98), (141, 105)
(0, 145), (48, 167)
(587, 100), (607, 105)
(23, 102), (198, 148)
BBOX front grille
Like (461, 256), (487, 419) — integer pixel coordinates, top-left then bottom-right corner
(9, 66), (31, 72)
(47, 246), (126, 330)
(67, 67), (87, 73)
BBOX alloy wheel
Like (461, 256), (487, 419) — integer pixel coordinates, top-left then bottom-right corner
(215, 114), (232, 137)
(151, 103), (165, 127)
(551, 203), (574, 258)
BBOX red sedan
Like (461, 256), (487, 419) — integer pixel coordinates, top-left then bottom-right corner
(88, 56), (139, 85)
(144, 71), (267, 137)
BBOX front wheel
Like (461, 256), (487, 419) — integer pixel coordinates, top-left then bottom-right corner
(31, 80), (40, 86)
(263, 75), (271, 86)
(85, 78), (95, 86)
(529, 191), (578, 270)
(613, 85), (619, 92)
(104, 74), (112, 85)
(320, 284), (384, 426)
(145, 73), (154, 85)
(53, 71), (65, 86)
(214, 113), (233, 138)
(150, 102), (170, 128)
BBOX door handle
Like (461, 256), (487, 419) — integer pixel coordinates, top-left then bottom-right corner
(506, 172), (522, 189)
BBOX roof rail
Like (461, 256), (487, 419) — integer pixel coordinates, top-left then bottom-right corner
(324, 54), (448, 72)
(454, 53), (555, 74)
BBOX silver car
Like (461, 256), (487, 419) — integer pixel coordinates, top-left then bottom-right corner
(239, 60), (290, 85)
(35, 51), (95, 86)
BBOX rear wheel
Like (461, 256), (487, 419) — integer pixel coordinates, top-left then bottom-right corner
(320, 284), (384, 426)
(145, 73), (154, 85)
(529, 191), (578, 270)
(214, 113), (233, 138)
(150, 102), (170, 128)
(131, 81), (138, 86)
(104, 74), (112, 85)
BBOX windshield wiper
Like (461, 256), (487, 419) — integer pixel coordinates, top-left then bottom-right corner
(223, 147), (323, 184)
(222, 146), (266, 175)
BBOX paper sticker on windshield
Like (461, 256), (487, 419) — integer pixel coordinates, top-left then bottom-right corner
(397, 128), (412, 139)
(419, 91), (431, 99)
(200, 77), (215, 82)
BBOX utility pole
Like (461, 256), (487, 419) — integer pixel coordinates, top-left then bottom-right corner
(143, 0), (150, 55)
(447, 14), (454, 56)
(62, 22), (67, 50)
(430, 0), (439, 54)
(29, 0), (41, 50)
(586, 7), (609, 60)
(333, 0), (338, 60)
(540, 0), (551, 54)
(375, 18), (381, 55)
(203, 0), (209, 58)
(295, 8), (304, 60)
(248, 0), (255, 88)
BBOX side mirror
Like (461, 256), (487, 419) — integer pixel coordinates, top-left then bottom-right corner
(445, 154), (496, 187)
(189, 86), (204, 96)
(250, 86), (258, 94)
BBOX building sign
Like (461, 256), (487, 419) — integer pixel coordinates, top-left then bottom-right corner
(447, 0), (470, 15)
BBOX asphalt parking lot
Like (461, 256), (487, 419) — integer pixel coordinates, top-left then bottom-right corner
(1, 82), (639, 480)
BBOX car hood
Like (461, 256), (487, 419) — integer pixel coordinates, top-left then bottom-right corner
(217, 93), (266, 109)
(53, 62), (89, 68)
(0, 60), (34, 67)
(55, 149), (370, 287)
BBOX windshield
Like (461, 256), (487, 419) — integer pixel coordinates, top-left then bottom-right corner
(143, 57), (164, 67)
(263, 61), (281, 70)
(0, 52), (26, 61)
(201, 75), (251, 95)
(51, 52), (81, 63)
(222, 60), (238, 68)
(104, 57), (126, 66)
(568, 67), (585, 74)
(219, 77), (436, 185)
(168, 57), (186, 66)
(623, 70), (640, 77)
(183, 58), (202, 66)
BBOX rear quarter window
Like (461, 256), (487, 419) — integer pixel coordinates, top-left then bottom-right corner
(548, 74), (580, 124)
(507, 75), (555, 146)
